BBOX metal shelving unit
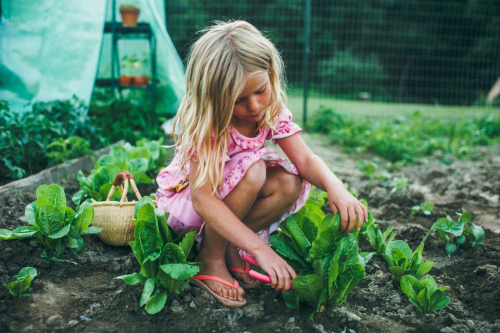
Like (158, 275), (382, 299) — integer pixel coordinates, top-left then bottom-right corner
(95, 0), (157, 125)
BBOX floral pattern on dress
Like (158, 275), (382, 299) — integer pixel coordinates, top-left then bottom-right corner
(156, 104), (309, 249)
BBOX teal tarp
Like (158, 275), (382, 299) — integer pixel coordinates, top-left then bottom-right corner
(0, 0), (185, 116)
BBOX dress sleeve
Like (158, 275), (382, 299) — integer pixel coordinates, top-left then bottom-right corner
(270, 105), (302, 144)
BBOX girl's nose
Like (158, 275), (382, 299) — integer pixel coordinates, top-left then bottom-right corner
(248, 97), (259, 112)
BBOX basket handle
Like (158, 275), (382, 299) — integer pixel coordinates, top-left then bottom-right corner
(106, 171), (143, 202)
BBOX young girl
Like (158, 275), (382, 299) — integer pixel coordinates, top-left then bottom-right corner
(156, 20), (368, 308)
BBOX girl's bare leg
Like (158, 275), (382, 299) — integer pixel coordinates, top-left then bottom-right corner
(224, 164), (303, 284)
(195, 160), (267, 301)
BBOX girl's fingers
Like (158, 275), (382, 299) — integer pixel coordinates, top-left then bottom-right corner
(269, 268), (278, 288)
(282, 267), (291, 293)
(363, 203), (369, 222)
(347, 206), (356, 234)
(340, 206), (348, 232)
(331, 203), (339, 214)
(275, 268), (285, 291)
(356, 204), (364, 231)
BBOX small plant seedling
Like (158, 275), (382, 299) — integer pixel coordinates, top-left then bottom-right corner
(2, 267), (38, 297)
(421, 212), (484, 256)
(366, 224), (397, 255)
(384, 240), (435, 281)
(411, 202), (434, 215)
(400, 275), (450, 314)
(390, 176), (409, 196)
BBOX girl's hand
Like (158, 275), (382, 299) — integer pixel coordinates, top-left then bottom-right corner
(253, 245), (297, 293)
(328, 183), (368, 234)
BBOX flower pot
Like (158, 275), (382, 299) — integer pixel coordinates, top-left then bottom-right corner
(133, 76), (149, 87)
(120, 75), (132, 86)
(119, 6), (140, 27)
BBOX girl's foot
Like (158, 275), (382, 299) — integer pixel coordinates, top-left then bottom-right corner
(194, 254), (245, 302)
(225, 244), (260, 288)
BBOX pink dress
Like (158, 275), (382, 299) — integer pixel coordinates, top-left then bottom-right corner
(156, 105), (312, 247)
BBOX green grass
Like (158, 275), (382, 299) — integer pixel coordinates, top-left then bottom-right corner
(285, 90), (500, 127)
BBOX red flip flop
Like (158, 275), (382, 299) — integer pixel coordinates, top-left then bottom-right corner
(189, 275), (247, 308)
(228, 261), (262, 289)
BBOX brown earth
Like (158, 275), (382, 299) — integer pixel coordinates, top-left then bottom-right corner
(1, 133), (499, 333)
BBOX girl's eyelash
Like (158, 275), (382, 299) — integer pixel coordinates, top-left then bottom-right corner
(235, 86), (266, 104)
(256, 86), (266, 94)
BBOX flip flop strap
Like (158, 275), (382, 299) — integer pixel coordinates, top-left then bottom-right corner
(193, 275), (239, 289)
(228, 261), (250, 274)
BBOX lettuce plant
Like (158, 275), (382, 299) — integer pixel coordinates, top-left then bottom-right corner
(366, 224), (397, 255)
(421, 212), (484, 256)
(400, 275), (450, 314)
(384, 241), (434, 281)
(73, 140), (170, 206)
(115, 197), (201, 315)
(270, 210), (371, 316)
(0, 184), (101, 262)
(2, 267), (38, 297)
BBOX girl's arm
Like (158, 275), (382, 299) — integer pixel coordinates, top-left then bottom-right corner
(278, 133), (368, 233)
(189, 159), (296, 291)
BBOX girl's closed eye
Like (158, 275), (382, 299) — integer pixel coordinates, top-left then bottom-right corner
(235, 85), (267, 105)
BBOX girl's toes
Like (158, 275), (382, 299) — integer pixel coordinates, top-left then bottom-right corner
(237, 287), (245, 301)
(216, 286), (224, 297)
(228, 289), (235, 300)
(222, 287), (229, 299)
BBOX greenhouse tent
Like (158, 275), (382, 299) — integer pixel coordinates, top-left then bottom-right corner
(0, 0), (185, 116)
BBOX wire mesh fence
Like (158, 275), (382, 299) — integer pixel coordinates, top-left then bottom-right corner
(165, 0), (500, 121)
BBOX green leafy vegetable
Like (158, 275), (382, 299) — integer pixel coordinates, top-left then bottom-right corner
(272, 209), (371, 317)
(421, 212), (484, 256)
(366, 224), (397, 255)
(0, 184), (101, 262)
(73, 139), (170, 206)
(115, 197), (201, 315)
(384, 241), (435, 281)
(400, 275), (450, 314)
(2, 267), (38, 297)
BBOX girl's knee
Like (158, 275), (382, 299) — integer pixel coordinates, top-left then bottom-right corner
(279, 172), (302, 204)
(243, 159), (266, 191)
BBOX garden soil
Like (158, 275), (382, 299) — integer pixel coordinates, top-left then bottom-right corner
(1, 133), (499, 333)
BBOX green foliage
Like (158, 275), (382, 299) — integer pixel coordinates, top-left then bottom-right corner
(315, 50), (387, 98)
(115, 197), (201, 315)
(0, 184), (101, 262)
(73, 140), (170, 206)
(271, 209), (372, 316)
(422, 212), (484, 256)
(366, 224), (397, 255)
(46, 136), (91, 165)
(400, 275), (450, 314)
(0, 99), (106, 185)
(310, 107), (500, 164)
(384, 241), (435, 282)
(89, 88), (169, 143)
(411, 202), (434, 216)
(2, 267), (38, 297)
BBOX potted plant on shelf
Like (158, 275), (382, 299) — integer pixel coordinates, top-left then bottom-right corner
(120, 54), (139, 86)
(119, 4), (140, 27)
(132, 53), (150, 87)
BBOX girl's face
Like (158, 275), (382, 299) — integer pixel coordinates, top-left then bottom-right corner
(232, 72), (271, 123)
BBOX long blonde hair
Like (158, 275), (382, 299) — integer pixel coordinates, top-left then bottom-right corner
(174, 20), (286, 195)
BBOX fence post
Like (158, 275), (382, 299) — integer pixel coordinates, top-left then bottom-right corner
(302, 0), (311, 127)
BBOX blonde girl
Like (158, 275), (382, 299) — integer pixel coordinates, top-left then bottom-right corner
(156, 20), (368, 308)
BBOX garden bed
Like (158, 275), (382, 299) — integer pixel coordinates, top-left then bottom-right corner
(1, 134), (499, 333)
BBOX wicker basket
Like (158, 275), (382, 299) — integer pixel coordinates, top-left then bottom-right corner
(91, 171), (149, 246)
